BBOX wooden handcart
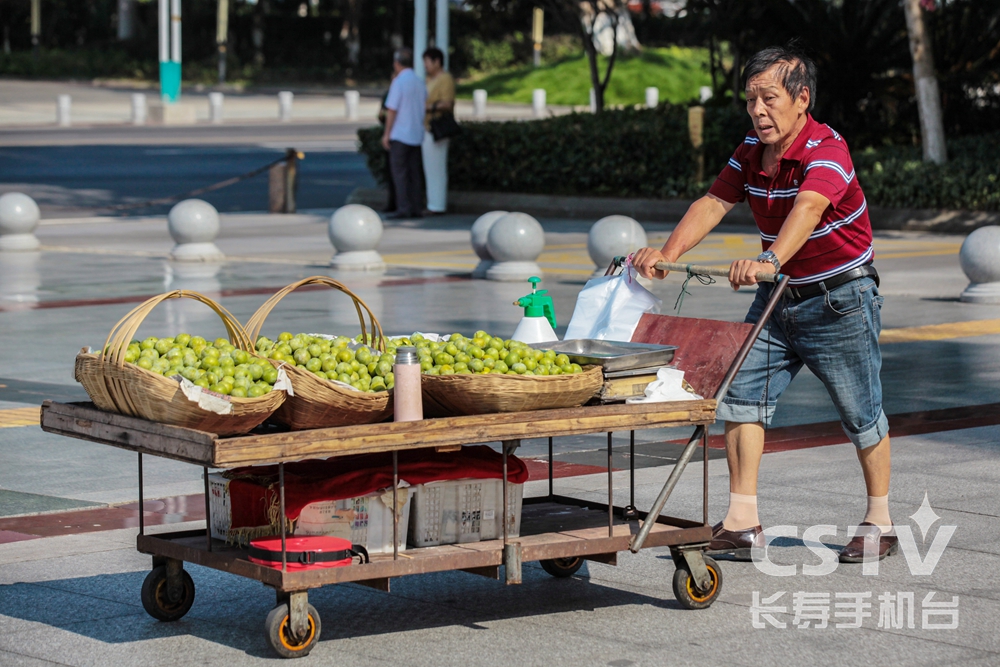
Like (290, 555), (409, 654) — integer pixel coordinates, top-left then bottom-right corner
(40, 272), (790, 659)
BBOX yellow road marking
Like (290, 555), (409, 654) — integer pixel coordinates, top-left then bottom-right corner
(880, 319), (1000, 344)
(0, 407), (41, 428)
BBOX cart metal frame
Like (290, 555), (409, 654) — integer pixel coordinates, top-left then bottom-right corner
(38, 274), (790, 658)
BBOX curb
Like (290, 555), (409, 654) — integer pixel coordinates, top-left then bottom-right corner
(346, 187), (998, 233)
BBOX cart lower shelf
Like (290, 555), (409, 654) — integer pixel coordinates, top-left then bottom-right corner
(138, 495), (712, 592)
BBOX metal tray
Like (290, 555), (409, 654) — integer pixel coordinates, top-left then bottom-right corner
(529, 339), (676, 372)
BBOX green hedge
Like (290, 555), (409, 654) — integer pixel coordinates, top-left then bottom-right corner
(357, 110), (1000, 211)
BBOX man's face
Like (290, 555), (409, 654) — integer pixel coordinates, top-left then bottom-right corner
(744, 63), (809, 145)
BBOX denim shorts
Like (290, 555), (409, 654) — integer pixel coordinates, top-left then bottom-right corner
(715, 276), (889, 449)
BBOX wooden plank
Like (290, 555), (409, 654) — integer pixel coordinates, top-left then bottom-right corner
(136, 534), (284, 587)
(214, 401), (716, 467)
(42, 401), (215, 466)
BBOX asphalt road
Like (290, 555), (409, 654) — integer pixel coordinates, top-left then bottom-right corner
(0, 143), (378, 217)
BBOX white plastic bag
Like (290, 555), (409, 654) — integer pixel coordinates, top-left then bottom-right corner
(564, 265), (661, 342)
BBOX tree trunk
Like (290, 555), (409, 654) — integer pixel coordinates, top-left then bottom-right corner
(903, 0), (947, 164)
(117, 0), (135, 41)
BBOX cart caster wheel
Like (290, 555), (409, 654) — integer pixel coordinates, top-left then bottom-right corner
(265, 602), (321, 659)
(540, 557), (584, 578)
(672, 555), (722, 610)
(140, 565), (195, 622)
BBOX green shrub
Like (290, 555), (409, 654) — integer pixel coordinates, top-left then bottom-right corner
(358, 113), (1000, 211)
(855, 133), (1000, 211)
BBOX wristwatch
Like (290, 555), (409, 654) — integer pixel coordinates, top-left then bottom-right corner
(756, 250), (781, 273)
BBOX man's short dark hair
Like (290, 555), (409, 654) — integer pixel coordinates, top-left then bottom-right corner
(394, 48), (414, 68)
(423, 47), (444, 66)
(742, 44), (817, 112)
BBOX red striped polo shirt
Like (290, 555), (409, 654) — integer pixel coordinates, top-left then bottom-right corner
(708, 114), (873, 286)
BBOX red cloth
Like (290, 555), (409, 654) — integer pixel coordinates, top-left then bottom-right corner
(226, 445), (529, 530)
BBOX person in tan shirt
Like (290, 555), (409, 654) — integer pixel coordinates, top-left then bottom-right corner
(422, 47), (455, 214)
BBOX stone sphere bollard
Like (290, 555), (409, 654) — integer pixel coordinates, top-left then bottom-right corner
(0, 192), (41, 251)
(0, 250), (41, 310)
(470, 210), (507, 279)
(329, 204), (385, 271)
(587, 215), (648, 278)
(485, 212), (545, 281)
(960, 226), (1000, 303)
(167, 199), (224, 261)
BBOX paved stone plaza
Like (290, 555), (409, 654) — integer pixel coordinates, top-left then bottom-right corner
(0, 205), (997, 665)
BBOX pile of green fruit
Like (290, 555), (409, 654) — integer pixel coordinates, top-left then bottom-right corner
(255, 332), (394, 393)
(412, 331), (583, 377)
(122, 335), (278, 397)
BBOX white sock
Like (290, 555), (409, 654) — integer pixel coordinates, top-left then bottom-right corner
(722, 492), (759, 531)
(863, 495), (892, 533)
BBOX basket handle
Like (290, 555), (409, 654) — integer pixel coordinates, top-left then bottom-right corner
(243, 276), (386, 353)
(100, 291), (253, 369)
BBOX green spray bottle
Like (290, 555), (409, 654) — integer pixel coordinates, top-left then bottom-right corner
(511, 276), (558, 344)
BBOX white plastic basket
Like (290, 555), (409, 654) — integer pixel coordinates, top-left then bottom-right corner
(208, 473), (411, 554)
(408, 478), (523, 547)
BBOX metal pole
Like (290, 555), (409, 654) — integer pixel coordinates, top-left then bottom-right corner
(392, 452), (399, 560)
(547, 436), (553, 498)
(203, 467), (212, 552)
(502, 445), (509, 545)
(170, 0), (181, 64)
(630, 276), (791, 553)
(138, 453), (145, 536)
(30, 0), (40, 53)
(435, 0), (449, 71)
(413, 0), (428, 79)
(158, 0), (169, 64)
(702, 428), (709, 526)
(216, 0), (229, 84)
(279, 462), (287, 572)
(607, 432), (613, 537)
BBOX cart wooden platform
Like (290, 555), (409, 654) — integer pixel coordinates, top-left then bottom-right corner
(40, 397), (723, 658)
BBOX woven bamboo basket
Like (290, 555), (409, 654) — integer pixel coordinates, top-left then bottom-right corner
(244, 276), (394, 430)
(421, 365), (604, 416)
(74, 291), (285, 436)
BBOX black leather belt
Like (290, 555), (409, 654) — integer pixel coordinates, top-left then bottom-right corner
(785, 264), (879, 301)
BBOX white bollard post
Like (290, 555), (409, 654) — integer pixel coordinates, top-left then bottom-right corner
(645, 87), (659, 108)
(344, 90), (360, 120)
(486, 212), (545, 281)
(470, 210), (507, 279)
(278, 91), (293, 122)
(473, 89), (488, 118)
(532, 89), (546, 118)
(587, 215), (648, 279)
(329, 204), (385, 271)
(56, 95), (71, 127)
(131, 93), (148, 125)
(589, 88), (597, 113)
(959, 226), (1000, 303)
(168, 199), (224, 261)
(0, 193), (41, 252)
(209, 92), (224, 124)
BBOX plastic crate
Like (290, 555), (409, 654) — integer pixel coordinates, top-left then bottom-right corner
(208, 473), (410, 554)
(408, 478), (523, 547)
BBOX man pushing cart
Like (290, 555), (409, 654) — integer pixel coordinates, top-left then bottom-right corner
(634, 44), (895, 565)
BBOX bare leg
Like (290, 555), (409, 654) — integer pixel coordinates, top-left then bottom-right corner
(857, 435), (892, 530)
(856, 435), (891, 497)
(725, 421), (765, 495)
(721, 421), (765, 530)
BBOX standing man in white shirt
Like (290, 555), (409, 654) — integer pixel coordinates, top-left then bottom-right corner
(381, 48), (428, 219)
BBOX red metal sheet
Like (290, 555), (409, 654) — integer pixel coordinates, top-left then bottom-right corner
(631, 313), (753, 399)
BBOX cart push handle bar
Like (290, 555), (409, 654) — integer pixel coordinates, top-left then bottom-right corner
(628, 274), (791, 553)
(608, 256), (781, 283)
(653, 261), (781, 284)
